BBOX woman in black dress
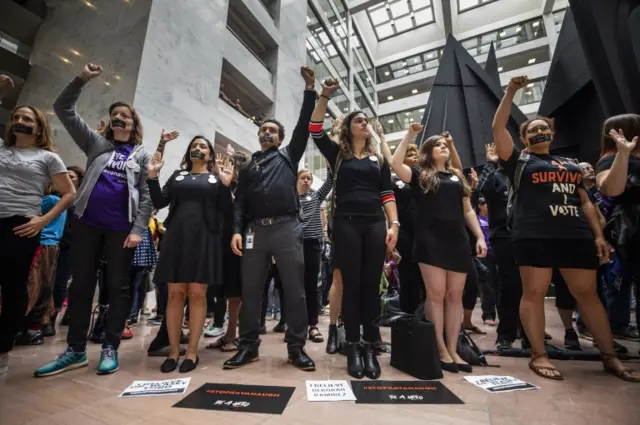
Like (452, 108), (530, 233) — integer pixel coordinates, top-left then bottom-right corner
(147, 136), (233, 373)
(390, 123), (487, 374)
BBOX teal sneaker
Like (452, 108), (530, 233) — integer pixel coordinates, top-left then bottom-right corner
(34, 347), (88, 378)
(96, 346), (119, 375)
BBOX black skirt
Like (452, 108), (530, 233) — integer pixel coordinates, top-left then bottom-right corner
(513, 239), (599, 270)
(413, 221), (470, 273)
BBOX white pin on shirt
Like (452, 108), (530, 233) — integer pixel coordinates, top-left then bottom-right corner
(369, 156), (377, 161)
(179, 171), (188, 176)
(306, 195), (312, 201)
(175, 175), (185, 181)
(450, 175), (459, 181)
(396, 181), (405, 189)
(208, 175), (217, 184)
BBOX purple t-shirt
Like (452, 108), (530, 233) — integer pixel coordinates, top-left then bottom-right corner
(478, 215), (492, 255)
(77, 143), (134, 232)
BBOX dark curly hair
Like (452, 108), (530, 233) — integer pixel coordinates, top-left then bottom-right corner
(180, 135), (218, 174)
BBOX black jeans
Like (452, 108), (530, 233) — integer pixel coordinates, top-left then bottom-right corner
(396, 227), (423, 314)
(213, 294), (226, 328)
(333, 217), (386, 343)
(492, 237), (523, 342)
(53, 246), (72, 311)
(303, 238), (323, 327)
(0, 216), (40, 353)
(261, 263), (284, 326)
(462, 257), (479, 311)
(66, 221), (134, 352)
(478, 255), (499, 320)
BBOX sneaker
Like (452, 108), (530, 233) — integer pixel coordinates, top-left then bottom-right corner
(564, 329), (582, 350)
(97, 346), (119, 375)
(204, 325), (226, 338)
(0, 353), (8, 376)
(122, 325), (134, 340)
(34, 347), (88, 378)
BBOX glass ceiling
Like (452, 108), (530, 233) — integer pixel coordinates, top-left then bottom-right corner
(367, 0), (435, 41)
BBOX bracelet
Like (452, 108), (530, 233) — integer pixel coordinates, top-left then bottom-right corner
(320, 94), (330, 100)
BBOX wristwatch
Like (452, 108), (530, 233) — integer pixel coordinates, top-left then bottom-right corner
(389, 220), (401, 227)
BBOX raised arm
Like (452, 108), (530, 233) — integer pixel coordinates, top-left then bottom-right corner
(442, 131), (462, 171)
(309, 79), (341, 165)
(390, 124), (422, 183)
(285, 67), (318, 164)
(130, 151), (153, 237)
(596, 129), (637, 197)
(372, 119), (393, 164)
(146, 152), (172, 210)
(477, 143), (499, 194)
(493, 76), (528, 161)
(53, 63), (111, 155)
(380, 159), (399, 251)
(317, 165), (334, 202)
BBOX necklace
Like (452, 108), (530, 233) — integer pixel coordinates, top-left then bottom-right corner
(189, 172), (206, 180)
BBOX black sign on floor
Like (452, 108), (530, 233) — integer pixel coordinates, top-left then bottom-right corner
(173, 383), (295, 415)
(350, 380), (463, 405)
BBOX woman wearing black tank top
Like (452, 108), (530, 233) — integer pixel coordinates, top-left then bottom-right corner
(493, 76), (639, 383)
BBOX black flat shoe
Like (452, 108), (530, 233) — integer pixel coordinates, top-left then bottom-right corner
(361, 343), (381, 380)
(179, 356), (199, 373)
(223, 349), (259, 369)
(273, 322), (287, 333)
(42, 323), (56, 337)
(346, 342), (364, 379)
(308, 327), (324, 343)
(288, 347), (316, 371)
(160, 358), (179, 373)
(326, 325), (338, 354)
(456, 363), (473, 373)
(440, 361), (459, 373)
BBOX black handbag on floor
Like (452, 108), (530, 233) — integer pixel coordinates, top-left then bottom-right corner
(375, 313), (443, 380)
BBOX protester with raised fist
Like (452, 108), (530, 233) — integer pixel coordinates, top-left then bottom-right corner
(35, 63), (152, 377)
(310, 78), (398, 380)
(0, 102), (75, 376)
(224, 66), (318, 372)
(492, 76), (639, 382)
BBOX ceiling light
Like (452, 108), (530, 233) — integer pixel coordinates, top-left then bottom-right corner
(499, 31), (506, 37)
(390, 145), (396, 150)
(528, 58), (536, 64)
(343, 108), (348, 112)
(412, 89), (418, 94)
(516, 26), (522, 33)
(404, 69), (409, 73)
(70, 49), (81, 56)
(525, 91), (532, 95)
(387, 96), (394, 100)
(105, 82), (111, 86)
(527, 83), (534, 88)
(405, 112), (410, 115)
(426, 53), (434, 59)
(402, 61), (407, 66)
(410, 118), (414, 122)
(84, 1), (95, 8)
(533, 21), (540, 27)
(419, 109), (424, 113)
(114, 75), (121, 80)
(59, 56), (71, 64)
(325, 113), (329, 117)
(384, 71), (390, 76)
(386, 4), (390, 9)
(387, 119), (394, 124)
(498, 66), (503, 72)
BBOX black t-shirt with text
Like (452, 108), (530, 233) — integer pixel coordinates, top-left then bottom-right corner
(409, 167), (466, 226)
(501, 148), (593, 241)
(596, 154), (640, 206)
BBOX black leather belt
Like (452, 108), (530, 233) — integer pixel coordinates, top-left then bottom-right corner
(252, 214), (296, 227)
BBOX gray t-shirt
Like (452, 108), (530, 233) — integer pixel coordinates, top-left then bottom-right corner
(0, 138), (67, 218)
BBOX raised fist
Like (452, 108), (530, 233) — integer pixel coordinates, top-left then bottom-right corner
(507, 76), (528, 92)
(79, 63), (103, 82)
(301, 67), (315, 87)
(321, 78), (339, 97)
(408, 123), (423, 135)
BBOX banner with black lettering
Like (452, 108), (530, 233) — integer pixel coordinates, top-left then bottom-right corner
(305, 380), (356, 402)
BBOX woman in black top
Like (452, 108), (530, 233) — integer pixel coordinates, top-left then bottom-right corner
(147, 136), (233, 373)
(493, 76), (639, 382)
(309, 79), (399, 380)
(390, 123), (487, 373)
(596, 114), (640, 349)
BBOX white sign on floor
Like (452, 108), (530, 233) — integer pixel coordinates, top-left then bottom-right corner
(305, 380), (357, 402)
(120, 378), (191, 398)
(464, 375), (539, 393)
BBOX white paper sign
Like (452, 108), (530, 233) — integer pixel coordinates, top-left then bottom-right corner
(305, 380), (357, 402)
(464, 375), (539, 393)
(120, 378), (191, 398)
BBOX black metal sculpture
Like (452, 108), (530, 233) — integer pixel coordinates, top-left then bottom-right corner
(484, 42), (500, 85)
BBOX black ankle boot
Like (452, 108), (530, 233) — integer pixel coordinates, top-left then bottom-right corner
(346, 342), (364, 379)
(89, 304), (108, 344)
(326, 325), (338, 354)
(361, 342), (381, 379)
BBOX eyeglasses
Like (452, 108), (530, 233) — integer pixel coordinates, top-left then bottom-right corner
(526, 125), (550, 134)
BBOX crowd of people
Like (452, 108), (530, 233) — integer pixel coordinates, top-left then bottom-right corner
(0, 64), (638, 384)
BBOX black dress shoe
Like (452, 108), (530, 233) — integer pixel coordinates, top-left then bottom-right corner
(288, 347), (316, 371)
(440, 361), (459, 373)
(456, 363), (473, 373)
(273, 322), (287, 333)
(161, 358), (179, 373)
(15, 329), (44, 346)
(223, 349), (259, 369)
(42, 323), (56, 337)
(346, 342), (364, 379)
(259, 326), (267, 335)
(326, 325), (338, 354)
(179, 356), (199, 373)
(361, 343), (381, 379)
(496, 339), (513, 352)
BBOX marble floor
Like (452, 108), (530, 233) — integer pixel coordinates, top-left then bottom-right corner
(1, 299), (639, 425)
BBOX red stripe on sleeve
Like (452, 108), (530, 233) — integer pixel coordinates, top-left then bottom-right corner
(309, 122), (324, 132)
(381, 194), (396, 204)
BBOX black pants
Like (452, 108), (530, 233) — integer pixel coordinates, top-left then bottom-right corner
(333, 217), (386, 343)
(156, 281), (168, 316)
(478, 255), (499, 320)
(0, 216), (40, 353)
(320, 244), (333, 307)
(261, 263), (284, 326)
(213, 295), (226, 328)
(462, 257), (479, 311)
(396, 228), (423, 314)
(53, 246), (72, 311)
(303, 238), (323, 327)
(67, 221), (134, 352)
(492, 237), (523, 342)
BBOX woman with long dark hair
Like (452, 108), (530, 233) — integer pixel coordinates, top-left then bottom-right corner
(0, 93), (76, 375)
(310, 79), (398, 379)
(35, 63), (152, 377)
(390, 123), (487, 373)
(148, 136), (233, 373)
(493, 76), (639, 382)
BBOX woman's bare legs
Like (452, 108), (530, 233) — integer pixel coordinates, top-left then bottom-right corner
(167, 283), (187, 360)
(444, 271), (467, 365)
(519, 266), (560, 378)
(419, 264), (451, 362)
(329, 269), (343, 325)
(185, 283), (207, 361)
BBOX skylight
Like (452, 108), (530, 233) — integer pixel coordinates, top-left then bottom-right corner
(367, 0), (435, 41)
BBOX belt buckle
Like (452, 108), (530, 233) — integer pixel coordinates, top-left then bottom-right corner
(260, 218), (273, 226)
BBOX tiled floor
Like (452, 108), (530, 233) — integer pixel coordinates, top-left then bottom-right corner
(1, 299), (639, 425)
